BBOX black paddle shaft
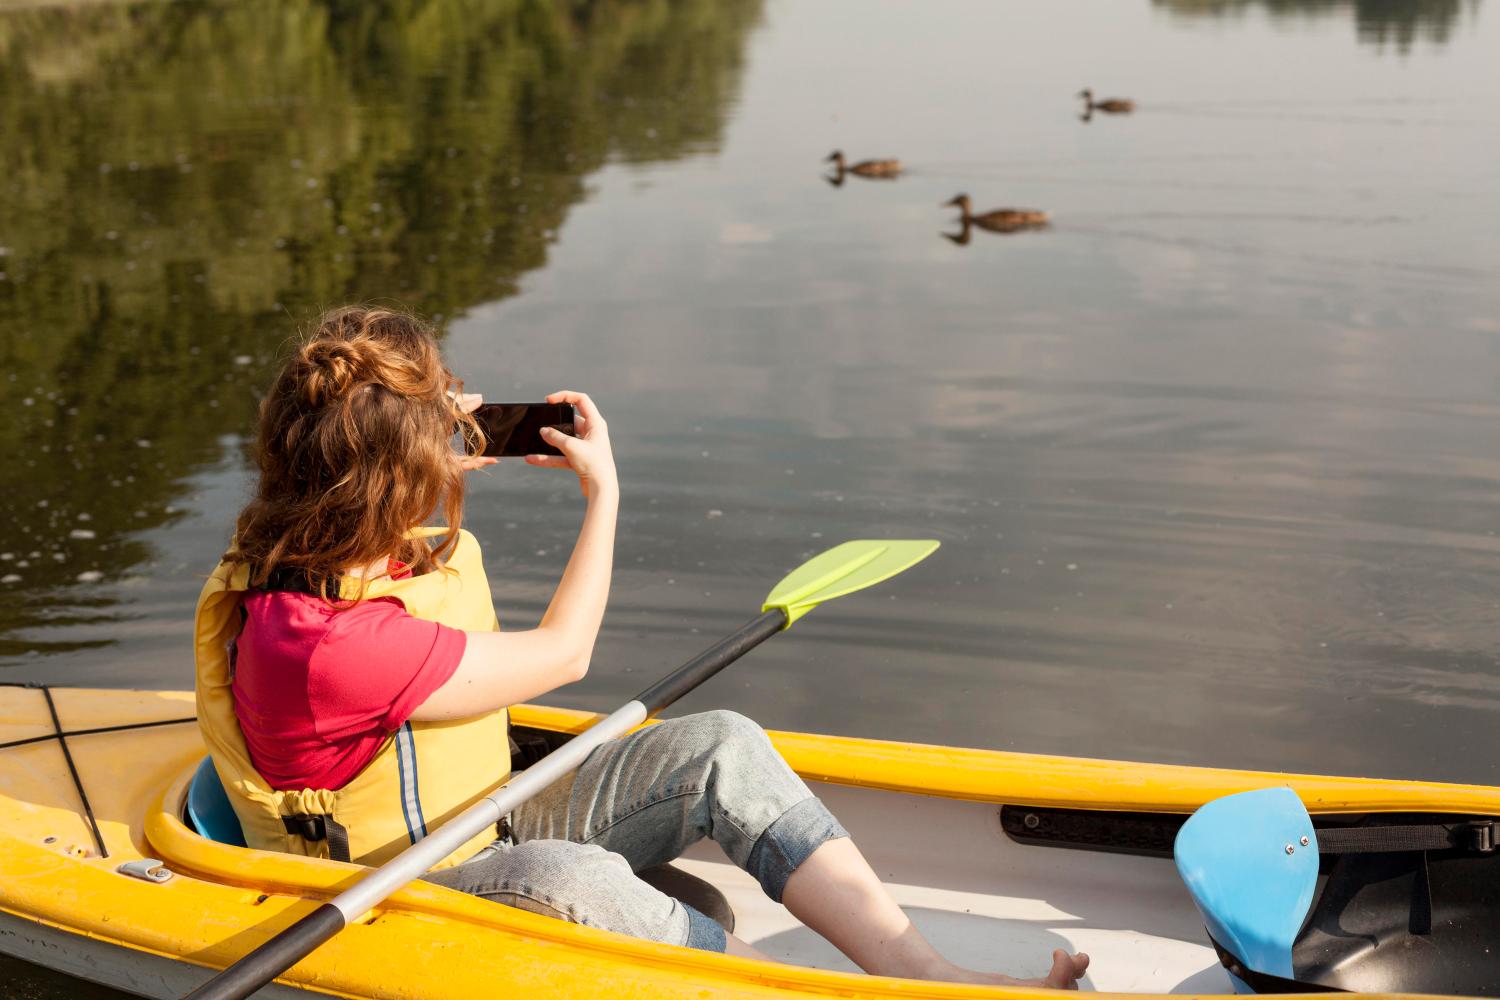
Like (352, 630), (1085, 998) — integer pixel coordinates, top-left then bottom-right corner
(183, 607), (788, 1000)
(634, 608), (786, 715)
(184, 903), (344, 1000)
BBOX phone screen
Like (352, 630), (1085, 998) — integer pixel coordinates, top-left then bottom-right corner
(472, 403), (576, 457)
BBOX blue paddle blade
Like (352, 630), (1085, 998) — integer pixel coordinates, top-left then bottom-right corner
(1175, 787), (1318, 988)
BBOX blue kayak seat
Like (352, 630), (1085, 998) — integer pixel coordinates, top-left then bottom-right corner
(1174, 787), (1318, 993)
(186, 756), (248, 847)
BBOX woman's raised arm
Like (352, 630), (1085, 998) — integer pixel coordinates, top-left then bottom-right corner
(411, 391), (618, 721)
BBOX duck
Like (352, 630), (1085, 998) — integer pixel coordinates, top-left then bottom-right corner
(1077, 88), (1135, 114)
(943, 194), (1048, 232)
(825, 150), (902, 179)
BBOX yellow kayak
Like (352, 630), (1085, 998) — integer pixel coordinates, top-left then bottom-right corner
(2, 682), (1496, 998)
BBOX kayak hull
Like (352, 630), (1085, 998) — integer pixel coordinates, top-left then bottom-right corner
(0, 909), (307, 999)
(4, 684), (1497, 998)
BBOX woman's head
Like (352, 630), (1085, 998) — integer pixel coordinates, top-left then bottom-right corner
(230, 306), (478, 594)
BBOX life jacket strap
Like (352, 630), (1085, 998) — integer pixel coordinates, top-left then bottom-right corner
(257, 566), (339, 595)
(281, 813), (352, 863)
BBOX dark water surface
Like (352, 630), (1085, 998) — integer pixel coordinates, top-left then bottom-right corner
(5, 0), (1500, 775)
(2, 0), (1498, 993)
(4, 0), (1500, 772)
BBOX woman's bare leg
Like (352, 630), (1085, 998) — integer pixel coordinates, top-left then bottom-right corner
(780, 837), (1089, 988)
(725, 935), (774, 961)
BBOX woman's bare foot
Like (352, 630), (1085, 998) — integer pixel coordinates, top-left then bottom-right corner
(938, 948), (1090, 990)
(1021, 949), (1090, 989)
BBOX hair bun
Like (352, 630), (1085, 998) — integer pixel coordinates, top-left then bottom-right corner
(300, 337), (380, 405)
(292, 306), (448, 408)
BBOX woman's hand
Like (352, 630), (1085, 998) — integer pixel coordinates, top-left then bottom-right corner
(452, 392), (499, 473)
(525, 391), (617, 501)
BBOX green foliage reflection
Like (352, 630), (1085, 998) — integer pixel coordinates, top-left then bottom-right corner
(1152, 0), (1474, 50)
(0, 0), (761, 656)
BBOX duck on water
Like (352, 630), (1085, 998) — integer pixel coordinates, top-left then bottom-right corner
(825, 150), (902, 183)
(1078, 88), (1134, 122)
(943, 194), (1048, 238)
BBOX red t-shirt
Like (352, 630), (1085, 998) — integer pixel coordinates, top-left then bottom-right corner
(231, 589), (467, 791)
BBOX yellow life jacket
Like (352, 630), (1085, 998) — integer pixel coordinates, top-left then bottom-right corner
(194, 527), (509, 869)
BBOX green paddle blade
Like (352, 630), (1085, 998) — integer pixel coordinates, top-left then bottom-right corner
(763, 539), (940, 627)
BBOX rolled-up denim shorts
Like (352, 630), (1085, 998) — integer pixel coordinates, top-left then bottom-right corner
(424, 710), (847, 952)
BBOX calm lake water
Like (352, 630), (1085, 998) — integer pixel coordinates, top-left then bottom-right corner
(1, 0), (1499, 989)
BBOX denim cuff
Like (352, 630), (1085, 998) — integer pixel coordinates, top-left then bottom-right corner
(681, 903), (728, 953)
(746, 795), (848, 902)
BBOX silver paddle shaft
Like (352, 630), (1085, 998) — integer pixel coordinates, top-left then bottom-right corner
(330, 700), (648, 921)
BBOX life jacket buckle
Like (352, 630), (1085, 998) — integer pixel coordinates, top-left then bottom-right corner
(282, 813), (328, 841)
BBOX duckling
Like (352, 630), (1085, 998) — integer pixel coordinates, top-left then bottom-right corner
(1077, 88), (1135, 114)
(825, 150), (902, 179)
(943, 194), (1048, 232)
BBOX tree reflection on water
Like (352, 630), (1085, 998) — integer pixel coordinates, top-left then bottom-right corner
(1153, 0), (1476, 50)
(0, 0), (761, 658)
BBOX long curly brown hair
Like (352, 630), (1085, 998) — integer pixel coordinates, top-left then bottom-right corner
(228, 306), (481, 598)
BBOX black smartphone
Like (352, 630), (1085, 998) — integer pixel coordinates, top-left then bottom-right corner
(472, 403), (577, 457)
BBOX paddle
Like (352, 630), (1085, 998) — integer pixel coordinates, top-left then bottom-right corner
(184, 538), (939, 1000)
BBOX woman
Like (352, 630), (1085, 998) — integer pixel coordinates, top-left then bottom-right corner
(195, 305), (1088, 989)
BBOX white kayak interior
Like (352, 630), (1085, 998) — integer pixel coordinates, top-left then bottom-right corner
(676, 780), (1227, 994)
(0, 779), (1226, 998)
